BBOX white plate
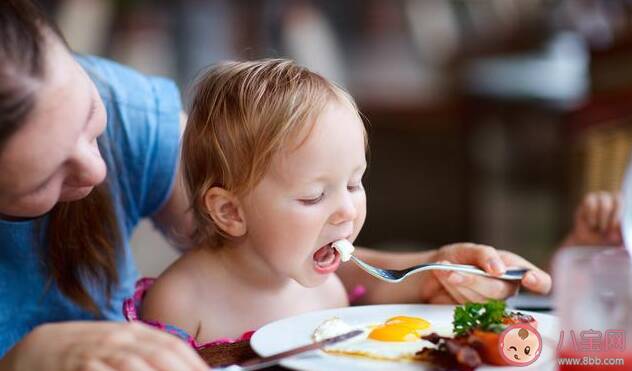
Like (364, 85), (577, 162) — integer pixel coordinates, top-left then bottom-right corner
(250, 304), (558, 371)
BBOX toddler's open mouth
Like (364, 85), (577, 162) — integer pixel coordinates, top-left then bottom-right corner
(313, 243), (340, 274)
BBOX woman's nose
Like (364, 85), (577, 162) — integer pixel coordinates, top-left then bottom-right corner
(66, 140), (106, 187)
(329, 192), (358, 225)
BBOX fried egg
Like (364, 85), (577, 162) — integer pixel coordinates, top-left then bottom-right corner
(313, 316), (449, 362)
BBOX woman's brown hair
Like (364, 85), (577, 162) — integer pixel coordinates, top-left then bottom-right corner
(0, 0), (119, 314)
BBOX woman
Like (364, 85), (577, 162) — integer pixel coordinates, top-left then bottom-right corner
(0, 1), (551, 370)
(0, 1), (207, 370)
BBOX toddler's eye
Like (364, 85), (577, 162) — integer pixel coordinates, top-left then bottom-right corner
(300, 193), (324, 205)
(524, 346), (531, 355)
(509, 346), (517, 352)
(348, 183), (363, 192)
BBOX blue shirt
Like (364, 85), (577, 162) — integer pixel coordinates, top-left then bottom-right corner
(0, 56), (182, 356)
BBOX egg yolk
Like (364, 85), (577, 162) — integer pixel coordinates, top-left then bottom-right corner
(368, 324), (419, 342)
(367, 316), (432, 342)
(385, 316), (431, 333)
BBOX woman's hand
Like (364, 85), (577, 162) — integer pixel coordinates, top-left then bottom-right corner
(423, 243), (552, 304)
(563, 191), (622, 247)
(1, 321), (208, 371)
(337, 245), (551, 306)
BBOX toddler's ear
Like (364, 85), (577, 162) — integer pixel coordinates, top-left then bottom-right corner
(203, 187), (246, 237)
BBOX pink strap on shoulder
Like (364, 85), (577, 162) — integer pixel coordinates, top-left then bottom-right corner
(122, 277), (254, 350)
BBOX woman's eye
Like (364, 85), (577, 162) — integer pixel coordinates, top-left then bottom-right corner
(30, 179), (51, 195)
(300, 193), (324, 205)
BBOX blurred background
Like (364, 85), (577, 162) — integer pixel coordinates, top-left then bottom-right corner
(37, 0), (632, 277)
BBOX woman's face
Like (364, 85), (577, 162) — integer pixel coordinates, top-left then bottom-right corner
(0, 38), (107, 219)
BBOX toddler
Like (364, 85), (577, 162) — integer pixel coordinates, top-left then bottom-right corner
(124, 59), (550, 349)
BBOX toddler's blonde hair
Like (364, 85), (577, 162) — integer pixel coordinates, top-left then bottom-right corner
(182, 59), (364, 246)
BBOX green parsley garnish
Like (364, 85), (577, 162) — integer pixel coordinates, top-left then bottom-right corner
(452, 300), (507, 336)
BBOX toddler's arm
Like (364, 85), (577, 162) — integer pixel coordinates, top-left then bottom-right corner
(141, 272), (202, 342)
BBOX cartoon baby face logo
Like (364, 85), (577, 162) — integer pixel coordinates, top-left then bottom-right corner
(499, 323), (542, 366)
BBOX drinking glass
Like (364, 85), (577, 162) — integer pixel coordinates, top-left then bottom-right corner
(554, 246), (632, 370)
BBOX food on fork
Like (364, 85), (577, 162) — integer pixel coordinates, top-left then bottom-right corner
(332, 239), (355, 262)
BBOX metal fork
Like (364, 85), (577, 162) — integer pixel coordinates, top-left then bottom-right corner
(349, 256), (527, 283)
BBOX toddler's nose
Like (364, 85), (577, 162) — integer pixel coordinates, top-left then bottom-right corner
(330, 193), (358, 225)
